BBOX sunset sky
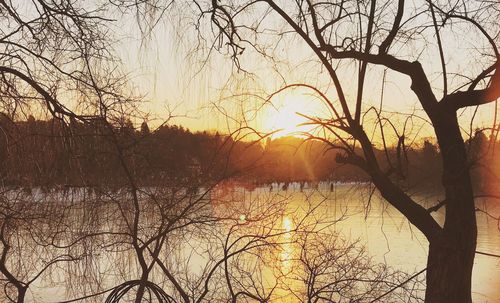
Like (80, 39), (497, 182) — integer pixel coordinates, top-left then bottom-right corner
(114, 6), (497, 145)
(1, 2), (498, 302)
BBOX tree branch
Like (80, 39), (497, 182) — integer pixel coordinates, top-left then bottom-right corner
(441, 61), (499, 110)
(0, 66), (79, 119)
(320, 48), (440, 115)
(378, 0), (404, 54)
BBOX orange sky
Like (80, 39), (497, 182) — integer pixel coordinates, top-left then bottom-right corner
(113, 10), (498, 146)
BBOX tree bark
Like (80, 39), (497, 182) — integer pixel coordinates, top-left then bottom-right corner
(426, 234), (476, 303)
(134, 272), (149, 303)
(425, 110), (477, 303)
(16, 287), (26, 303)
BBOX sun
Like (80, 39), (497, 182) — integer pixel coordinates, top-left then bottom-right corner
(261, 89), (319, 138)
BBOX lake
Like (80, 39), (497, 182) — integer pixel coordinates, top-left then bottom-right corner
(7, 183), (499, 302)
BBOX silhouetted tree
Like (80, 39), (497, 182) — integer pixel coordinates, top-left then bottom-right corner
(140, 121), (151, 135)
(155, 1), (499, 302)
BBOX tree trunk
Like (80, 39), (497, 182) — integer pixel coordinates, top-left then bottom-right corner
(425, 110), (477, 303)
(16, 287), (26, 303)
(426, 234), (476, 303)
(135, 272), (149, 303)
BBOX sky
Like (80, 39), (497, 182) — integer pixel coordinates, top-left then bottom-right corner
(112, 1), (498, 145)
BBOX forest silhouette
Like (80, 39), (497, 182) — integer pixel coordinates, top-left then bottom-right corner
(0, 0), (499, 301)
(1, 114), (496, 194)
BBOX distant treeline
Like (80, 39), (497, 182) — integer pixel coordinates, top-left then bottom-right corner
(0, 114), (498, 192)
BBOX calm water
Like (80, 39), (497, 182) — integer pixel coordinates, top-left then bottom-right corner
(217, 182), (500, 302)
(289, 183), (500, 302)
(19, 183), (500, 302)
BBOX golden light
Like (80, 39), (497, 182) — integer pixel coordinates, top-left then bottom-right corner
(280, 216), (294, 274)
(261, 89), (320, 138)
(283, 217), (293, 233)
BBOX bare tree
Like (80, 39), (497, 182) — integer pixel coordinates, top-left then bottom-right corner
(138, 1), (499, 302)
(0, 0), (134, 122)
(2, 1), (498, 302)
(0, 189), (106, 303)
(290, 232), (424, 302)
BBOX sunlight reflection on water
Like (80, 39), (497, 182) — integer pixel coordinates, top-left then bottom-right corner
(267, 183), (500, 302)
(23, 183), (500, 302)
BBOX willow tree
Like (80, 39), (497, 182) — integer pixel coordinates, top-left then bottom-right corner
(0, 0), (134, 122)
(0, 2), (136, 301)
(155, 1), (498, 302)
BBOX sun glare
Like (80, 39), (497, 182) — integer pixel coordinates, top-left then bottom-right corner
(261, 90), (319, 138)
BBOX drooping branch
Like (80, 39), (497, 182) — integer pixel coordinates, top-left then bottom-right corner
(0, 66), (79, 119)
